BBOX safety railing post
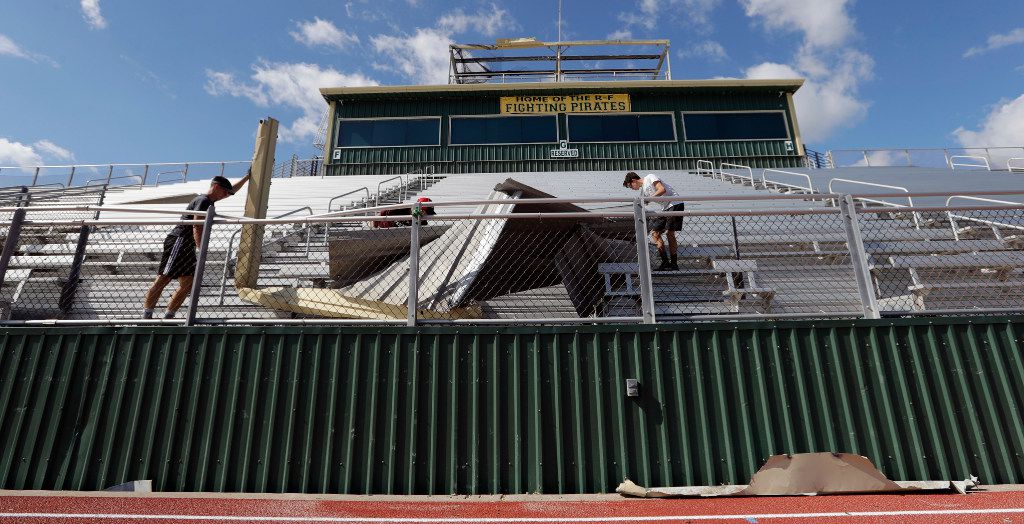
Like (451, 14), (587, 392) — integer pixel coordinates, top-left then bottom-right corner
(0, 208), (26, 297)
(106, 164), (114, 184)
(59, 225), (91, 316)
(839, 195), (881, 319)
(632, 199), (656, 324)
(66, 166), (76, 187)
(142, 165), (150, 185)
(31, 167), (40, 187)
(406, 202), (421, 326)
(186, 205), (216, 326)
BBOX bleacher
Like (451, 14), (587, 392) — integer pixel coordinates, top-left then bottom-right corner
(0, 171), (445, 320)
(0, 161), (1022, 322)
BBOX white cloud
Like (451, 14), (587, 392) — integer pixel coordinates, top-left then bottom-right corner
(80, 0), (107, 30)
(371, 28), (453, 85)
(964, 27), (1024, 58)
(954, 94), (1024, 155)
(746, 50), (873, 143)
(371, 4), (517, 85)
(676, 0), (721, 30)
(739, 0), (854, 49)
(204, 61), (378, 142)
(607, 29), (633, 40)
(32, 140), (75, 162)
(0, 33), (57, 67)
(437, 4), (516, 36)
(617, 0), (720, 35)
(680, 40), (728, 61)
(291, 18), (359, 50)
(0, 138), (75, 167)
(740, 0), (872, 143)
(0, 138), (43, 167)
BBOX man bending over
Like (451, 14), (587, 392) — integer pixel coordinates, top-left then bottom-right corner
(623, 171), (685, 271)
(143, 173), (249, 319)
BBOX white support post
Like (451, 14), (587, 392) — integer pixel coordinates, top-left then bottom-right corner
(839, 195), (881, 319)
(407, 202), (421, 326)
(632, 199), (656, 324)
(186, 205), (216, 326)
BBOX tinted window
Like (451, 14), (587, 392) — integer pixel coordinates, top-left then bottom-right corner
(568, 114), (675, 142)
(683, 113), (789, 141)
(337, 118), (440, 147)
(450, 116), (557, 145)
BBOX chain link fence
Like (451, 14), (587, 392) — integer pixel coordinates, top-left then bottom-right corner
(0, 195), (1023, 324)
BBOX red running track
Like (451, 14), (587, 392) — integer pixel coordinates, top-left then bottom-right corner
(1, 491), (1024, 523)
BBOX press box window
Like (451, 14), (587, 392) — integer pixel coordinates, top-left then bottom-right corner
(337, 118), (441, 147)
(682, 112), (790, 141)
(450, 115), (558, 145)
(567, 113), (676, 143)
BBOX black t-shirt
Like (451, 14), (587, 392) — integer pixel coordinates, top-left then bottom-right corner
(169, 195), (213, 238)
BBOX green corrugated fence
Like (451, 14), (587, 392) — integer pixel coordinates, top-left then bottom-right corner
(2, 316), (1023, 494)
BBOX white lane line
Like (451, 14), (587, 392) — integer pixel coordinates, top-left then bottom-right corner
(1, 508), (1024, 522)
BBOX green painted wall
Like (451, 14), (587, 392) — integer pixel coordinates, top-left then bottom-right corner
(326, 87), (805, 175)
(3, 316), (1022, 494)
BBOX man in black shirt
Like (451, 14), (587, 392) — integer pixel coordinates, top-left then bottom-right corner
(143, 173), (250, 319)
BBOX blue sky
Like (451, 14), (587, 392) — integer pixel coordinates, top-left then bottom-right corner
(1, 0), (1023, 168)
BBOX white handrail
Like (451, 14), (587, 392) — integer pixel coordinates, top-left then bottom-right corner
(944, 195), (1024, 241)
(828, 178), (919, 228)
(719, 162), (754, 185)
(949, 155), (991, 171)
(695, 160), (716, 179)
(1009, 158), (1024, 173)
(761, 169), (814, 193)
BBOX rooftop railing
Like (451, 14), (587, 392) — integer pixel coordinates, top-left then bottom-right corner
(825, 147), (1024, 169)
(0, 155), (323, 190)
(0, 190), (1022, 326)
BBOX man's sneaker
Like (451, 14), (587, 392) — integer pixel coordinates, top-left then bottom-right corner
(668, 261), (680, 271)
(656, 260), (674, 271)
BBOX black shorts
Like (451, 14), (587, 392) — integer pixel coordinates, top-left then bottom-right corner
(158, 234), (197, 278)
(650, 203), (685, 232)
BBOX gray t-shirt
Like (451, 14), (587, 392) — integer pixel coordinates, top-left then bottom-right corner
(641, 174), (683, 210)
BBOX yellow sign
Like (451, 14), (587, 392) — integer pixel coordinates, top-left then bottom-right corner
(500, 94), (631, 114)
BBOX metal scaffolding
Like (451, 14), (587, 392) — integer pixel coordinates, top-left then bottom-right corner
(448, 38), (671, 84)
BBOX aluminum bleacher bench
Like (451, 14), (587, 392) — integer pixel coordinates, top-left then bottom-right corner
(598, 259), (775, 312)
(711, 260), (775, 311)
(873, 252), (1024, 310)
(863, 239), (1012, 255)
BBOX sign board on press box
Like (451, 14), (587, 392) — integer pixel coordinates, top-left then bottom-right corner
(500, 94), (631, 115)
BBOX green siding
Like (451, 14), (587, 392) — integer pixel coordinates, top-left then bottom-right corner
(327, 88), (804, 175)
(3, 316), (1022, 494)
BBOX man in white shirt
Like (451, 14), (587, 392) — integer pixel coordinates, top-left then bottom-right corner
(623, 171), (684, 271)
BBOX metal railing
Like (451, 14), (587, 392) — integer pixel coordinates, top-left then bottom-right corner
(1009, 158), (1024, 173)
(944, 195), (1024, 241)
(719, 163), (755, 185)
(0, 191), (1020, 325)
(154, 170), (188, 186)
(804, 148), (828, 169)
(0, 157), (324, 191)
(949, 155), (992, 171)
(825, 147), (1024, 169)
(695, 160), (716, 180)
(218, 206), (315, 305)
(86, 175), (144, 188)
(760, 169), (815, 193)
(827, 178), (920, 228)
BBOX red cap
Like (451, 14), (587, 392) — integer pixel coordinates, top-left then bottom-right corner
(417, 197), (432, 203)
